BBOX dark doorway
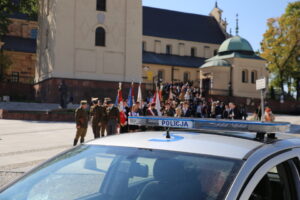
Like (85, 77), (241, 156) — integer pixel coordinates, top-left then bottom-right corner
(202, 78), (211, 97)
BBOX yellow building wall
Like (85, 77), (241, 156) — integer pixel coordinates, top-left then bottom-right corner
(232, 58), (267, 99)
(142, 63), (200, 89)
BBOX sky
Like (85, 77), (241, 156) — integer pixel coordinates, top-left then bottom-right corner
(142, 0), (296, 51)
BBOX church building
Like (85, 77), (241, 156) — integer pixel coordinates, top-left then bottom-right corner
(34, 0), (267, 102)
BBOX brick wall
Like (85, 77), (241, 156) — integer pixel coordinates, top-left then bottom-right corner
(0, 82), (34, 101)
(34, 78), (146, 104)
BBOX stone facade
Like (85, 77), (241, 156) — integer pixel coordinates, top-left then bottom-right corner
(36, 0), (142, 83)
(7, 18), (38, 38)
(2, 18), (37, 84)
(3, 51), (36, 84)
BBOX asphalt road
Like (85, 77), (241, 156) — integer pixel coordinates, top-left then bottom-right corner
(0, 115), (299, 188)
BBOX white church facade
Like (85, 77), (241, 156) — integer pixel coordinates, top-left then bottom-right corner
(34, 0), (267, 103)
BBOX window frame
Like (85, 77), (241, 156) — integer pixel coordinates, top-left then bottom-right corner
(183, 72), (190, 83)
(157, 70), (164, 82)
(251, 70), (257, 84)
(11, 72), (19, 83)
(96, 0), (106, 11)
(95, 27), (106, 47)
(166, 44), (172, 55)
(237, 149), (300, 200)
(191, 47), (197, 57)
(242, 69), (249, 83)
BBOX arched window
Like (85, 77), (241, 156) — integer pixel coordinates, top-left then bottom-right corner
(191, 47), (197, 57)
(95, 27), (105, 46)
(242, 70), (248, 83)
(183, 72), (190, 83)
(251, 70), (258, 84)
(97, 0), (106, 11)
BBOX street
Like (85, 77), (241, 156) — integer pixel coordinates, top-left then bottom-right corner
(0, 115), (299, 188)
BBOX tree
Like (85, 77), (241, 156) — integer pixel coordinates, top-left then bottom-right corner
(261, 2), (300, 99)
(0, 0), (38, 38)
(0, 51), (12, 81)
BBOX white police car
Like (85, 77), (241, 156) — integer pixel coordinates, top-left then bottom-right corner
(0, 116), (299, 200)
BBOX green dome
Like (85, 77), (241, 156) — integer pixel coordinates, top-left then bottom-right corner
(218, 36), (254, 54)
(201, 59), (231, 68)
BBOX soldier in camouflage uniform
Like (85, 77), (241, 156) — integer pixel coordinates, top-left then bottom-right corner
(90, 98), (102, 139)
(74, 100), (89, 146)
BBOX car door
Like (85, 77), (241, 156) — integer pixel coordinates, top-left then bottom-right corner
(239, 148), (300, 200)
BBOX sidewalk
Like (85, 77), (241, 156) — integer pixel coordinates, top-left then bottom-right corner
(0, 102), (79, 112)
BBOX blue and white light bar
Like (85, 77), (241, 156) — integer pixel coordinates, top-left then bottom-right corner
(128, 116), (290, 133)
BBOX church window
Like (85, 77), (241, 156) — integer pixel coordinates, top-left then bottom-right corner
(251, 70), (258, 84)
(191, 47), (197, 57)
(242, 69), (249, 83)
(95, 27), (105, 46)
(97, 0), (106, 11)
(166, 45), (172, 54)
(183, 72), (190, 83)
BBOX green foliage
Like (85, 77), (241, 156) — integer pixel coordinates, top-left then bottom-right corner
(0, 51), (12, 81)
(261, 2), (300, 98)
(0, 0), (38, 38)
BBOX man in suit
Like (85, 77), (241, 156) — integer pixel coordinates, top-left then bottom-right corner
(106, 101), (120, 135)
(74, 100), (89, 146)
(228, 102), (242, 120)
(181, 102), (193, 117)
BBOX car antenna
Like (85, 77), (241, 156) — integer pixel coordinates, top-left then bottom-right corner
(166, 127), (171, 139)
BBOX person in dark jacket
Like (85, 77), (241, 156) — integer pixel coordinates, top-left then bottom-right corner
(106, 101), (120, 135)
(146, 103), (158, 116)
(162, 103), (175, 117)
(181, 102), (193, 117)
(228, 102), (242, 120)
(74, 100), (89, 146)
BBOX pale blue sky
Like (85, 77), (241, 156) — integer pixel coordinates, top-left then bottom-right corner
(142, 0), (296, 51)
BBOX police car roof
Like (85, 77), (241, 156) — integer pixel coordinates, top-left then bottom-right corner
(87, 131), (267, 160)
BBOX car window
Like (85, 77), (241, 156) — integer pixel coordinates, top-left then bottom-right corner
(249, 159), (299, 200)
(0, 145), (242, 200)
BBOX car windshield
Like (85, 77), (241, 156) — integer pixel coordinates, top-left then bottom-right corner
(0, 145), (242, 200)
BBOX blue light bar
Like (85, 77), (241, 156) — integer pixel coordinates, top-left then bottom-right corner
(128, 116), (290, 133)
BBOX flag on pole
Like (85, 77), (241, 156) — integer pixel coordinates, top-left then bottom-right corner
(155, 88), (162, 116)
(137, 82), (143, 108)
(127, 82), (134, 107)
(115, 83), (126, 127)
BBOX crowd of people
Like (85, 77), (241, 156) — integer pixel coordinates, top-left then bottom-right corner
(73, 82), (275, 146)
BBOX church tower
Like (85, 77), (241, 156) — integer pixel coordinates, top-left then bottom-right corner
(209, 2), (229, 38)
(35, 0), (142, 103)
